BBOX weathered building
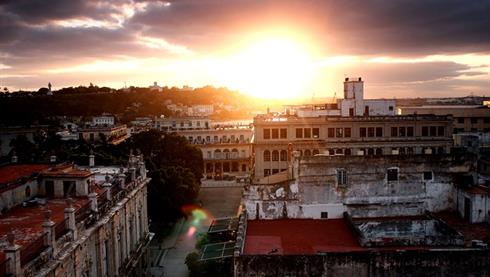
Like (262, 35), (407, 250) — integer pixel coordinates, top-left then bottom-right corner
(252, 78), (453, 182)
(176, 126), (253, 180)
(245, 154), (473, 220)
(0, 153), (151, 276)
(399, 105), (490, 133)
(79, 124), (129, 145)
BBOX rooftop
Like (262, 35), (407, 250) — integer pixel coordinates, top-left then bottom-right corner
(41, 164), (92, 178)
(0, 164), (50, 185)
(244, 219), (362, 255)
(0, 197), (88, 250)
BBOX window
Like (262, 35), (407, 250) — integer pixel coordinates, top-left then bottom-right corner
(422, 126), (429, 136)
(321, 212), (329, 219)
(242, 164), (247, 172)
(399, 127), (406, 137)
(312, 149), (320, 155)
(264, 129), (271, 139)
(367, 148), (374, 156)
(457, 118), (464, 124)
(364, 105), (369, 116)
(437, 126), (445, 136)
(232, 162), (239, 172)
(272, 150), (279, 161)
(375, 148), (383, 155)
(367, 127), (375, 137)
(387, 168), (399, 182)
(337, 169), (347, 186)
(484, 118), (490, 124)
(264, 169), (271, 176)
(389, 106), (394, 111)
(272, 129), (279, 139)
(345, 128), (351, 138)
(423, 171), (433, 181)
(272, 169), (279, 174)
(304, 128), (311, 138)
(336, 128), (343, 138)
(328, 128), (335, 138)
(263, 150), (271, 161)
(312, 128), (320, 138)
(430, 126), (437, 136)
(280, 128), (287, 139)
(391, 127), (398, 137)
(471, 118), (478, 124)
(280, 150), (288, 161)
(335, 149), (343, 155)
(376, 127), (383, 137)
(296, 128), (303, 138)
(360, 127), (367, 137)
(345, 149), (352, 156)
(407, 127), (414, 137)
(328, 149), (335, 155)
(304, 149), (311, 156)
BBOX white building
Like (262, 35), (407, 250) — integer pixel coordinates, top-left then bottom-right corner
(153, 116), (211, 131)
(92, 114), (115, 127)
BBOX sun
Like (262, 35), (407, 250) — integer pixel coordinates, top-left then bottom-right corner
(220, 37), (315, 99)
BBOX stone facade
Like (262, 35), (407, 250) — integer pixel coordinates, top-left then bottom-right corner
(0, 154), (152, 276)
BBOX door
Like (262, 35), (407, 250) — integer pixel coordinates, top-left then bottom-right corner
(45, 181), (54, 197)
(464, 197), (471, 221)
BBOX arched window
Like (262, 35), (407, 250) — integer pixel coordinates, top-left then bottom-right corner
(232, 148), (239, 158)
(272, 150), (279, 161)
(280, 150), (288, 161)
(375, 148), (383, 155)
(263, 150), (271, 161)
(214, 149), (221, 159)
(304, 149), (311, 157)
(223, 149), (230, 159)
(312, 149), (320, 155)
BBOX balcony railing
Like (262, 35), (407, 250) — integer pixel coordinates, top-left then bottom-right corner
(54, 218), (69, 239)
(20, 234), (47, 266)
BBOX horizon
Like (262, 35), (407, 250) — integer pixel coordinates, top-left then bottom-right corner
(0, 1), (489, 99)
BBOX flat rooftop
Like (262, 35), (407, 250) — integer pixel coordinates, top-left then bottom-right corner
(0, 197), (88, 250)
(244, 219), (362, 255)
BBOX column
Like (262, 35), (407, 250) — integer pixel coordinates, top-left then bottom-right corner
(4, 232), (21, 276)
(43, 210), (57, 256)
(64, 198), (77, 240)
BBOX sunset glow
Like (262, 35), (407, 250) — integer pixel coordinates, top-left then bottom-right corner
(217, 37), (315, 99)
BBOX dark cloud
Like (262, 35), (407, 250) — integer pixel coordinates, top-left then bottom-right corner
(0, 0), (489, 96)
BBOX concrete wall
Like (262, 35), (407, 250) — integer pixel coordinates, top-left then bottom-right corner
(245, 155), (472, 219)
(0, 179), (38, 211)
(457, 188), (490, 223)
(234, 249), (490, 277)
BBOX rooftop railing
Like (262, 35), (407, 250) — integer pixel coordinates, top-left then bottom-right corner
(20, 234), (47, 266)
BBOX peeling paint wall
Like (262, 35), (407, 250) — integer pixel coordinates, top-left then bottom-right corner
(245, 155), (473, 219)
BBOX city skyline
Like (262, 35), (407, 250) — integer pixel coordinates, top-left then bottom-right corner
(0, 0), (489, 99)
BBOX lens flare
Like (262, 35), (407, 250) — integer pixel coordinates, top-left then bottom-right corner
(181, 204), (214, 238)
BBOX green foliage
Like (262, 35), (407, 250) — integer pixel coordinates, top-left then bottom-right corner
(0, 85), (254, 125)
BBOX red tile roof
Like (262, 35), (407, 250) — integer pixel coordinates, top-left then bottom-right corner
(244, 219), (363, 255)
(41, 164), (92, 178)
(0, 198), (88, 251)
(0, 164), (50, 184)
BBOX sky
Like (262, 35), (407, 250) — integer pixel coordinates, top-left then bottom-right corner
(0, 0), (489, 99)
